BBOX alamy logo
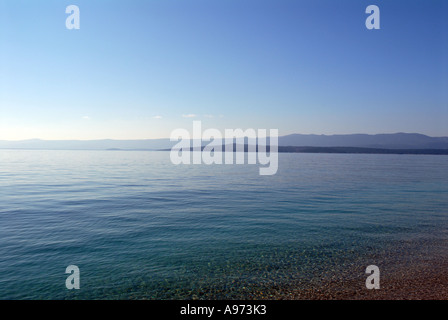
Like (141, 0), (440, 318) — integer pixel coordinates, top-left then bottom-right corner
(170, 121), (278, 175)
(365, 5), (380, 30)
(65, 265), (80, 289)
(66, 5), (80, 30)
(365, 265), (380, 289)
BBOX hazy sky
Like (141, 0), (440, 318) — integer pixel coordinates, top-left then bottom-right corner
(1, 0), (447, 140)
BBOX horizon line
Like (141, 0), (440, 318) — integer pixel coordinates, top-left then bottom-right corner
(1, 132), (448, 142)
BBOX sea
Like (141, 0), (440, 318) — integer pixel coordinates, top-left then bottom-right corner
(1, 150), (447, 299)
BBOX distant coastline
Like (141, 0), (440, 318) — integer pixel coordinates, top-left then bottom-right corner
(172, 145), (448, 155)
(1, 146), (447, 155)
(275, 146), (448, 155)
(1, 133), (448, 153)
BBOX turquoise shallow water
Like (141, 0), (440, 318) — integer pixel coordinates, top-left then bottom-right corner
(0, 150), (447, 299)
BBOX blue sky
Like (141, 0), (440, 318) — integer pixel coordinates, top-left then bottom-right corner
(0, 0), (447, 140)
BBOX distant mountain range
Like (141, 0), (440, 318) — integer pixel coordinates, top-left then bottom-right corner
(1, 133), (448, 150)
(0, 139), (171, 150)
(278, 133), (448, 149)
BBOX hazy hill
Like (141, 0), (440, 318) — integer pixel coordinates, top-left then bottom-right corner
(0, 139), (171, 150)
(278, 133), (448, 149)
(0, 133), (447, 150)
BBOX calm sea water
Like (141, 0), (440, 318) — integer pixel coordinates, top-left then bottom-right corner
(1, 150), (447, 299)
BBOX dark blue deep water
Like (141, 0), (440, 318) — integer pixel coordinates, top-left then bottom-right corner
(1, 150), (448, 299)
